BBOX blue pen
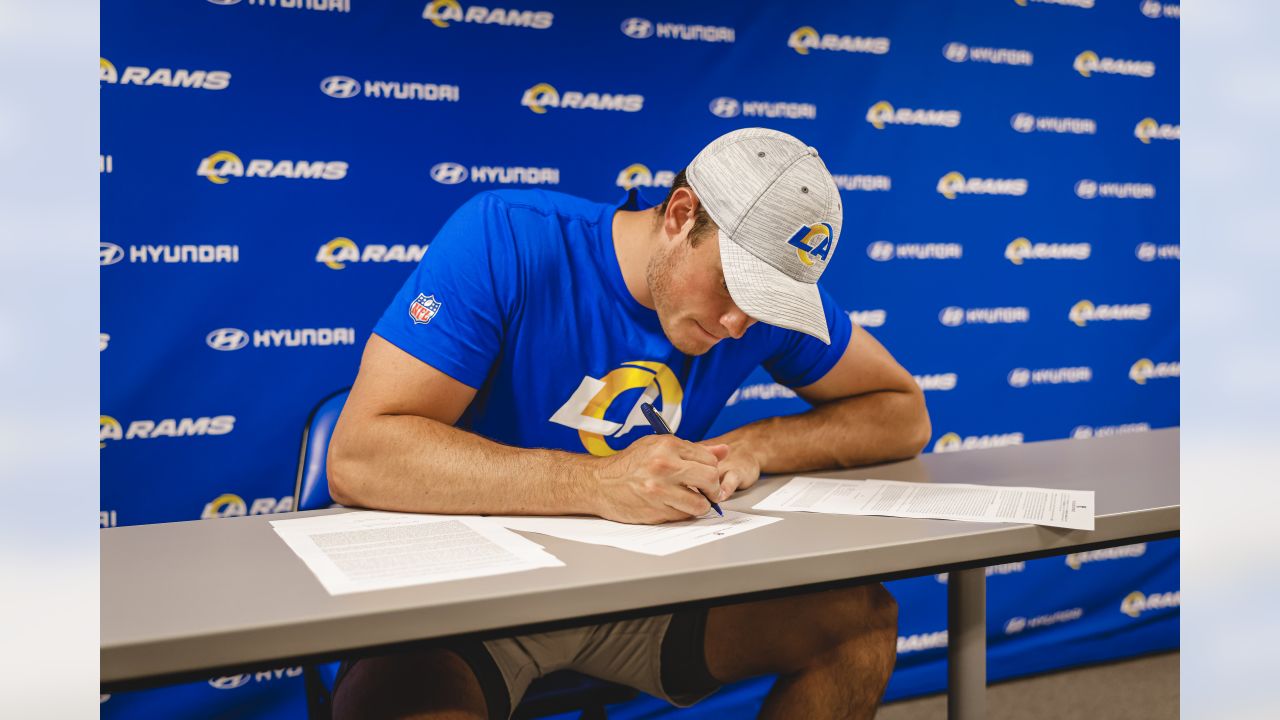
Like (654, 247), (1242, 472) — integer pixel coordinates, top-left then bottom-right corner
(639, 402), (724, 517)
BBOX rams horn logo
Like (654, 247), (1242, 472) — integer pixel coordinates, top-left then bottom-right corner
(521, 83), (558, 114)
(199, 151), (243, 185)
(615, 163), (650, 190)
(550, 362), (684, 456)
(423, 0), (463, 28)
(100, 415), (122, 448)
(1004, 237), (1032, 265)
(865, 101), (894, 129)
(1129, 358), (1155, 384)
(936, 171), (966, 200)
(786, 223), (834, 266)
(204, 493), (248, 518)
(787, 26), (819, 55)
(1069, 300), (1094, 326)
(1073, 50), (1100, 77)
(1134, 117), (1158, 144)
(99, 57), (117, 84)
(316, 237), (358, 270)
(933, 432), (963, 452)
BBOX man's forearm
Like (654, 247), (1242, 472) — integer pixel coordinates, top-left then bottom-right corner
(328, 414), (598, 516)
(710, 389), (931, 474)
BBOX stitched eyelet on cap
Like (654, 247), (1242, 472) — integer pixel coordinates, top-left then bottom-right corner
(757, 151), (766, 158)
(801, 186), (809, 193)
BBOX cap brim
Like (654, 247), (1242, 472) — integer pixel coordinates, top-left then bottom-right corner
(719, 230), (831, 345)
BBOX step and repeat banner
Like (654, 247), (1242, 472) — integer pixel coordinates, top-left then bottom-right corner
(100, 0), (1179, 716)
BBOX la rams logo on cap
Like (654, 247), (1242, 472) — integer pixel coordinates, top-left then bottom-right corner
(786, 223), (834, 267)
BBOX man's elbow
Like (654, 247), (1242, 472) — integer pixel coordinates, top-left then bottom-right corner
(326, 433), (359, 507)
(906, 390), (932, 457)
(893, 388), (931, 459)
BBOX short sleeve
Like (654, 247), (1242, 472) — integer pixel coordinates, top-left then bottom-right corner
(760, 284), (852, 388)
(372, 192), (517, 389)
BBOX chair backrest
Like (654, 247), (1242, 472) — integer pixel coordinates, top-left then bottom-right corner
(291, 386), (636, 717)
(294, 387), (352, 512)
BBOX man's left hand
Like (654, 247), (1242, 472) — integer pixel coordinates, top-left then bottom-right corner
(704, 442), (761, 502)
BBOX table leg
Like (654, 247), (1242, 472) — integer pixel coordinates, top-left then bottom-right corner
(947, 567), (986, 720)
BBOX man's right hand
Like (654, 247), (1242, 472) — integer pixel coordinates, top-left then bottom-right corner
(590, 435), (729, 524)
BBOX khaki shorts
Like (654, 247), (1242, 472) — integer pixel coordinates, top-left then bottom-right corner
(334, 606), (721, 720)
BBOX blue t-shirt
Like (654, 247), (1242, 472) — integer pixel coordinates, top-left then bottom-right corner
(373, 188), (852, 456)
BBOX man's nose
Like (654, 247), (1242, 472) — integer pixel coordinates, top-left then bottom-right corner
(721, 308), (755, 339)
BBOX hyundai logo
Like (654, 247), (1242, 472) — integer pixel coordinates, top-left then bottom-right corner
(100, 242), (124, 266)
(1010, 113), (1035, 133)
(206, 328), (249, 352)
(942, 42), (969, 63)
(939, 307), (965, 327)
(708, 97), (740, 118)
(620, 17), (653, 39)
(208, 674), (251, 690)
(430, 162), (468, 185)
(320, 75), (360, 99)
(866, 241), (894, 262)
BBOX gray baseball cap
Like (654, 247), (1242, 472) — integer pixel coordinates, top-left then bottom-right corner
(686, 128), (843, 345)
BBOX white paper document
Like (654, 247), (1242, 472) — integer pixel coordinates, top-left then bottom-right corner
(753, 477), (1094, 530)
(493, 510), (781, 556)
(270, 511), (564, 595)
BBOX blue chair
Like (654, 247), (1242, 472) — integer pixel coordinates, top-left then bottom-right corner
(294, 389), (638, 719)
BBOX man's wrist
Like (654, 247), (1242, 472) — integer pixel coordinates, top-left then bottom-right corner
(557, 451), (603, 516)
(718, 422), (773, 472)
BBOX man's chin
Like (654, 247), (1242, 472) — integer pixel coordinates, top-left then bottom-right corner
(671, 332), (718, 356)
(657, 315), (717, 355)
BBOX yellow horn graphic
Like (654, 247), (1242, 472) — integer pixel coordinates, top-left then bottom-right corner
(200, 150), (242, 185)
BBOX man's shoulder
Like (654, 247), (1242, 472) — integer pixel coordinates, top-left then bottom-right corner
(449, 190), (611, 278)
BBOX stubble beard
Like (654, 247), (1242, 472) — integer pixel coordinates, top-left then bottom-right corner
(645, 244), (704, 356)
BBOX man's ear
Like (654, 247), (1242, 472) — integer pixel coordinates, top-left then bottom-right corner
(662, 187), (698, 241)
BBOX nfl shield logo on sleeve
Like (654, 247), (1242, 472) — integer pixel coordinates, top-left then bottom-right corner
(409, 293), (442, 325)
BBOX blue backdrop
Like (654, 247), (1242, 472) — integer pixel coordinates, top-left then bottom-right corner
(100, 0), (1180, 716)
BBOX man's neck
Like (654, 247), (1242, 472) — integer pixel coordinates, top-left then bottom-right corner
(611, 207), (659, 309)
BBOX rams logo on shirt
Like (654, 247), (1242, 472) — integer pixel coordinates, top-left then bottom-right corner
(550, 361), (684, 456)
(786, 223), (834, 267)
